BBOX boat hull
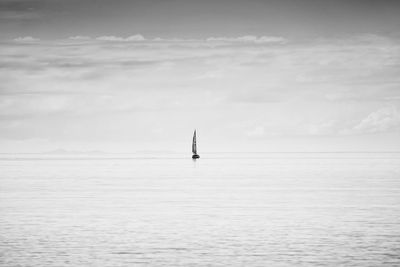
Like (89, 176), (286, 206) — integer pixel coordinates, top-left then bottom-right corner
(192, 154), (200, 159)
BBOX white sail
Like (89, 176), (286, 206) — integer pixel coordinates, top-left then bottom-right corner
(192, 130), (197, 154)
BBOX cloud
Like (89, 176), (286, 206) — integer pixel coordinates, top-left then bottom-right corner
(246, 126), (265, 137)
(303, 120), (339, 136)
(349, 106), (400, 134)
(68, 36), (91, 40)
(206, 35), (287, 44)
(0, 0), (42, 20)
(95, 34), (145, 42)
(0, 10), (40, 19)
(13, 36), (39, 42)
(1, 33), (400, 149)
(68, 34), (286, 44)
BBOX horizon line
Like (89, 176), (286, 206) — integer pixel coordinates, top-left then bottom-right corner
(1, 151), (400, 154)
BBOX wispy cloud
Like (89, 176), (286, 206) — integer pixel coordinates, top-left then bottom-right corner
(68, 36), (91, 40)
(206, 35), (287, 44)
(1, 34), (399, 151)
(347, 106), (400, 134)
(70, 34), (287, 44)
(13, 36), (40, 42)
(95, 34), (145, 42)
(0, 10), (40, 19)
(0, 0), (42, 20)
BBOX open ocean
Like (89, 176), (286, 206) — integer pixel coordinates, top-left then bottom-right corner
(1, 152), (400, 266)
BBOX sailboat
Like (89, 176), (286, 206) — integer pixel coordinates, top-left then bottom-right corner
(192, 130), (200, 159)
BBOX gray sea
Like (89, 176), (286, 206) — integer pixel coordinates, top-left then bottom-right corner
(1, 152), (400, 266)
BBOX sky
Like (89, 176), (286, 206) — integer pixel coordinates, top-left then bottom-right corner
(0, 0), (400, 153)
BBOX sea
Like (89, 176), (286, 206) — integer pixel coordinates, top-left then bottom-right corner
(1, 152), (400, 266)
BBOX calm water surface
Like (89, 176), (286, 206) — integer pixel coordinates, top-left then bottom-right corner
(1, 153), (400, 266)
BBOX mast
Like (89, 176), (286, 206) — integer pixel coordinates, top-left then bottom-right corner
(192, 130), (197, 154)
